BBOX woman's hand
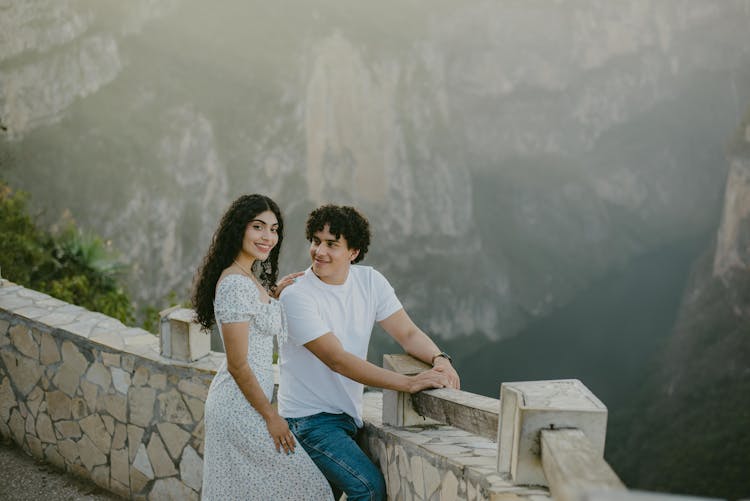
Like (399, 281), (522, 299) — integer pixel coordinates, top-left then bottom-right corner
(270, 271), (305, 299)
(265, 413), (296, 454)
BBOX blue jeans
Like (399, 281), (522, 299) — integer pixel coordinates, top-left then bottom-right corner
(286, 413), (386, 501)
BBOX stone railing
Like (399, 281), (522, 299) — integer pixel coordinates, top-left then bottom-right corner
(357, 354), (625, 501)
(2, 280), (707, 501)
(0, 280), (222, 499)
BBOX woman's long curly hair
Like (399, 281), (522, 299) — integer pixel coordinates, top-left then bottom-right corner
(192, 194), (283, 331)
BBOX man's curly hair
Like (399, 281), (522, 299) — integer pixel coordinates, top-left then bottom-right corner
(305, 205), (370, 263)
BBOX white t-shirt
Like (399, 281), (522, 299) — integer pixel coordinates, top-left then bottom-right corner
(278, 265), (402, 427)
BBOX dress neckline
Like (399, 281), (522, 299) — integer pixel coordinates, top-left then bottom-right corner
(217, 273), (274, 305)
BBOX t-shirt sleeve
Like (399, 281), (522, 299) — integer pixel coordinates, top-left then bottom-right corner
(279, 287), (331, 346)
(372, 269), (403, 321)
(214, 275), (260, 324)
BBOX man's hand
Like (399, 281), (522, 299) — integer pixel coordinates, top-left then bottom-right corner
(432, 357), (460, 390)
(405, 368), (452, 393)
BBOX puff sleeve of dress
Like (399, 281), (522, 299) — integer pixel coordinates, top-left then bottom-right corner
(214, 274), (261, 324)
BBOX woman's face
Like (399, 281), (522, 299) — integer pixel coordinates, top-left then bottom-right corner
(240, 210), (279, 262)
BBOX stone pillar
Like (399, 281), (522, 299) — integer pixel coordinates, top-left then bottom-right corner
(497, 379), (608, 486)
(159, 307), (210, 362)
(381, 354), (439, 427)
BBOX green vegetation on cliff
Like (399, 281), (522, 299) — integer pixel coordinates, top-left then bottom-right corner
(0, 180), (134, 323)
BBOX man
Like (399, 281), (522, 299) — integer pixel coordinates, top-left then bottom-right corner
(278, 204), (460, 501)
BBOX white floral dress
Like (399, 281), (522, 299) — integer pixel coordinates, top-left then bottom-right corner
(202, 274), (333, 500)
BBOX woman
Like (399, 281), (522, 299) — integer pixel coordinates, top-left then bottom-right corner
(193, 194), (333, 500)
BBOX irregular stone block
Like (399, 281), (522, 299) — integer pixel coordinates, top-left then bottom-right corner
(110, 477), (130, 499)
(55, 420), (82, 439)
(102, 414), (115, 435)
(80, 414), (112, 453)
(157, 422), (190, 459)
(112, 423), (127, 450)
(102, 392), (128, 422)
(110, 367), (131, 394)
(40, 332), (61, 365)
(411, 455), (425, 500)
(128, 386), (156, 427)
(423, 459), (440, 499)
(180, 444), (203, 492)
(78, 434), (107, 471)
(54, 341), (89, 397)
(128, 425), (145, 462)
(25, 410), (35, 434)
(147, 432), (177, 477)
(387, 456), (400, 499)
(497, 379), (607, 487)
(0, 376), (16, 422)
(70, 397), (88, 419)
(150, 477), (199, 501)
(80, 379), (98, 413)
(130, 467), (150, 495)
(27, 434), (43, 458)
(149, 372), (166, 390)
(132, 366), (149, 387)
(178, 379), (208, 401)
(111, 447), (130, 486)
(46, 390), (72, 420)
(68, 463), (87, 480)
(185, 396), (204, 422)
(121, 354), (135, 372)
(2, 351), (42, 396)
(58, 438), (79, 464)
(10, 324), (38, 359)
(45, 444), (66, 469)
(101, 351), (120, 367)
(36, 412), (56, 443)
(158, 389), (192, 425)
(441, 469), (459, 500)
(132, 443), (154, 479)
(86, 362), (112, 391)
(92, 464), (110, 490)
(26, 386), (44, 417)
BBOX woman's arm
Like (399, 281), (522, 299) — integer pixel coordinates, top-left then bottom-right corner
(221, 321), (296, 453)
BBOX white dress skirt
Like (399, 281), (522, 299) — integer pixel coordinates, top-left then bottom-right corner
(201, 274), (333, 500)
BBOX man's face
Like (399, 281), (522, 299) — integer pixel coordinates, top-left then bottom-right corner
(309, 224), (360, 285)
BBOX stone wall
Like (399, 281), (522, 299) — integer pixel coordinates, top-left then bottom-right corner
(0, 281), (222, 499)
(360, 393), (550, 501)
(0, 280), (555, 501)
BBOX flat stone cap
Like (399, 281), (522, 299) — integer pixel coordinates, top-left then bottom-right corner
(160, 307), (195, 323)
(503, 379), (605, 411)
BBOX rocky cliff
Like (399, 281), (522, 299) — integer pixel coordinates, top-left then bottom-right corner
(1, 1), (749, 341)
(606, 109), (750, 498)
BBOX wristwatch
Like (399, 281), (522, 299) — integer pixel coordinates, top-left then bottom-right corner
(431, 351), (452, 365)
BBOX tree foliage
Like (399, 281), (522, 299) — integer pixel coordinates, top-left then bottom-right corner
(0, 180), (134, 323)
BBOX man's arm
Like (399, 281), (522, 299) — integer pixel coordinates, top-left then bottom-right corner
(378, 308), (460, 389)
(303, 333), (451, 393)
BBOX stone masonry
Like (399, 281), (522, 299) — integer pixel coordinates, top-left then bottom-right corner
(0, 280), (556, 501)
(0, 281), (221, 500)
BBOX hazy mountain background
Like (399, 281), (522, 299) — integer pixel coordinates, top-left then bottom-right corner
(1, 1), (749, 497)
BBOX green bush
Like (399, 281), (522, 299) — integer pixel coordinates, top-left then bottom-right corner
(0, 180), (134, 323)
